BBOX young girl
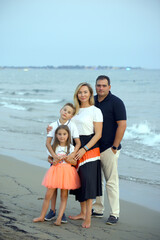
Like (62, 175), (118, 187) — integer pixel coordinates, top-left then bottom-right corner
(33, 125), (81, 226)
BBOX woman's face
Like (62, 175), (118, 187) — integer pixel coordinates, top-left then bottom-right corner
(77, 85), (91, 104)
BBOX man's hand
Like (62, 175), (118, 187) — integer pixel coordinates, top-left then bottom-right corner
(111, 148), (117, 155)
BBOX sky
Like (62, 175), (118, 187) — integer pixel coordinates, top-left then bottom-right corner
(0, 0), (160, 69)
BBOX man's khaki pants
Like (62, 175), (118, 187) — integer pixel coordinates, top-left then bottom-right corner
(92, 147), (120, 217)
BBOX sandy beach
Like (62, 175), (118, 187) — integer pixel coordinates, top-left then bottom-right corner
(0, 154), (160, 240)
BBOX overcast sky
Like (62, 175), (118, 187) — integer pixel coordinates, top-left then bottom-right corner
(0, 0), (160, 69)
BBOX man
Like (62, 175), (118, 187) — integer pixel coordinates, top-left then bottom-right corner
(92, 75), (127, 225)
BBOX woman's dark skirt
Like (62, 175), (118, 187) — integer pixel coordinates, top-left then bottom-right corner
(71, 134), (102, 202)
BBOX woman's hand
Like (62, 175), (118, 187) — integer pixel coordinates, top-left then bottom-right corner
(75, 148), (86, 160)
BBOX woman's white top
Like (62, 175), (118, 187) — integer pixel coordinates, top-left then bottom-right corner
(72, 105), (103, 136)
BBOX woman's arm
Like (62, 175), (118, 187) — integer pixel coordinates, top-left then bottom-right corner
(75, 122), (102, 160)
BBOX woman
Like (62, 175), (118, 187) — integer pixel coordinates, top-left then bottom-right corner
(69, 82), (103, 228)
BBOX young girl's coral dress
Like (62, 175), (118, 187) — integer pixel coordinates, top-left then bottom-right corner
(42, 145), (80, 190)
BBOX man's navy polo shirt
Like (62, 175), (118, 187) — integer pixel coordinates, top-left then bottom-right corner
(94, 91), (127, 153)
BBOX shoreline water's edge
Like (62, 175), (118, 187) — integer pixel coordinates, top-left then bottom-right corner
(0, 153), (160, 213)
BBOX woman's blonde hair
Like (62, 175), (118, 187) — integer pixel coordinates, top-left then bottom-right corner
(73, 82), (94, 114)
(52, 125), (71, 155)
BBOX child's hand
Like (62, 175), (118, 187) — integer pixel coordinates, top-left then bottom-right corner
(47, 125), (53, 134)
(65, 152), (75, 162)
(53, 156), (64, 165)
(52, 159), (59, 165)
(48, 156), (53, 164)
(53, 155), (61, 162)
(64, 156), (77, 166)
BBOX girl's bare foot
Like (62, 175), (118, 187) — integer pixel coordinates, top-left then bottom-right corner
(82, 219), (91, 228)
(54, 219), (61, 226)
(33, 217), (44, 223)
(69, 213), (85, 220)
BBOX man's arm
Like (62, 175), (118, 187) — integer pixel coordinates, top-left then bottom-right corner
(112, 120), (127, 153)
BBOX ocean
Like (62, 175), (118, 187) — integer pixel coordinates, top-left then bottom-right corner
(0, 68), (160, 211)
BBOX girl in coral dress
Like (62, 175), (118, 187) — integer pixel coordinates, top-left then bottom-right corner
(33, 125), (81, 226)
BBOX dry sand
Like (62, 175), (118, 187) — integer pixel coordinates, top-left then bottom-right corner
(0, 154), (160, 240)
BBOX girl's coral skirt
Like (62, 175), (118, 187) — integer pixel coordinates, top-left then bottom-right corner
(42, 162), (81, 190)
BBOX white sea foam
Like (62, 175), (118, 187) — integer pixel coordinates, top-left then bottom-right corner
(1, 101), (26, 111)
(119, 175), (160, 186)
(124, 122), (160, 147)
(1, 97), (63, 104)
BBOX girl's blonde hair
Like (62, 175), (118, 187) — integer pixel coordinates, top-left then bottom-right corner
(52, 125), (71, 155)
(73, 82), (94, 114)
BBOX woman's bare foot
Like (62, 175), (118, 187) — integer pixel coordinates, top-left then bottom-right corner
(54, 219), (61, 226)
(82, 219), (91, 228)
(33, 217), (44, 223)
(69, 213), (85, 220)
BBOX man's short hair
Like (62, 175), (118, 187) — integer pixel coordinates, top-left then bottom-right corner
(96, 75), (111, 86)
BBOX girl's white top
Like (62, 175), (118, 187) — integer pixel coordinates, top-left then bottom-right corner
(55, 144), (74, 155)
(48, 144), (74, 159)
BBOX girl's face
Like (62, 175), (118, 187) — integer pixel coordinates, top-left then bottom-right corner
(77, 85), (91, 103)
(56, 129), (69, 144)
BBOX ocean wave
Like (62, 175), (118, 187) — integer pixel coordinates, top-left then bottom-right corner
(10, 115), (57, 123)
(1, 128), (45, 136)
(123, 149), (160, 164)
(1, 96), (64, 104)
(119, 174), (160, 186)
(0, 101), (27, 111)
(124, 122), (160, 147)
(0, 89), (54, 96)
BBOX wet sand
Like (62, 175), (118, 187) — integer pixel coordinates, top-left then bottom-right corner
(0, 154), (160, 240)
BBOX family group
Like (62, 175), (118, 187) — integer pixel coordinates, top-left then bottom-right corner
(33, 75), (127, 229)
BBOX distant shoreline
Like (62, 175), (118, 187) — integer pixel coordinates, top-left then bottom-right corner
(0, 65), (142, 70)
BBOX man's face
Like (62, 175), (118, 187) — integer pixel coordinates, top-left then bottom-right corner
(95, 79), (111, 98)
